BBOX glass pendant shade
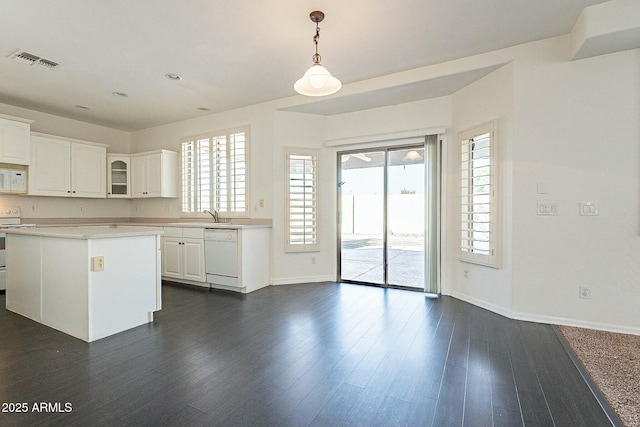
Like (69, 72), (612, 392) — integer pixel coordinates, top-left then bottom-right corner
(294, 63), (342, 96)
(403, 150), (424, 162)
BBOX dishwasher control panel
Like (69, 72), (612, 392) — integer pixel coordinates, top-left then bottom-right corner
(204, 229), (238, 242)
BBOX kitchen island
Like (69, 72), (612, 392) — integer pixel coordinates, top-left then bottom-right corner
(5, 226), (163, 342)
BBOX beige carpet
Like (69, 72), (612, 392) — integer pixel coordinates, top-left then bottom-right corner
(559, 325), (640, 427)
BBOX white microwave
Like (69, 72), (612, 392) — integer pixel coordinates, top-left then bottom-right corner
(0, 169), (27, 193)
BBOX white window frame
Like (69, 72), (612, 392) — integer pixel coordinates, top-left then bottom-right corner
(180, 126), (250, 218)
(285, 147), (319, 252)
(458, 120), (501, 268)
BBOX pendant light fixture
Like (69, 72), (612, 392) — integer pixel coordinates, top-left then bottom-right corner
(402, 150), (424, 162)
(294, 11), (342, 97)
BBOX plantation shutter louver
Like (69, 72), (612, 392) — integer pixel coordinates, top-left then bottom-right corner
(459, 121), (500, 267)
(286, 148), (319, 252)
(181, 127), (250, 216)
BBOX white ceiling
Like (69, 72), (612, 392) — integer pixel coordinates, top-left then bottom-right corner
(0, 0), (607, 131)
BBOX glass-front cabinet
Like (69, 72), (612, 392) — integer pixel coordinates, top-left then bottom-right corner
(107, 155), (130, 198)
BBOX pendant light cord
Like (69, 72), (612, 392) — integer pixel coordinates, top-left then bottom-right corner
(312, 21), (321, 64)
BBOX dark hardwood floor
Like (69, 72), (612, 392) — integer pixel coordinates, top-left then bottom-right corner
(0, 282), (616, 426)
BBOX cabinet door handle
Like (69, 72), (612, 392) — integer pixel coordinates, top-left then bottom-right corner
(67, 190), (71, 193)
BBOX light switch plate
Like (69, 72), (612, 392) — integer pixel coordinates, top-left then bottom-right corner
(537, 203), (558, 216)
(536, 182), (549, 194)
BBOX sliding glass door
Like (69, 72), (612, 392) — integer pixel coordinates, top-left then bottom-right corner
(338, 140), (438, 292)
(338, 150), (385, 285)
(387, 147), (425, 288)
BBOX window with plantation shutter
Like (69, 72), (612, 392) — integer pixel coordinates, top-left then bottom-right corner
(286, 147), (319, 252)
(459, 120), (500, 267)
(181, 126), (250, 217)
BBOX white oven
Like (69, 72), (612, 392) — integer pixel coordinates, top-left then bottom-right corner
(0, 207), (36, 291)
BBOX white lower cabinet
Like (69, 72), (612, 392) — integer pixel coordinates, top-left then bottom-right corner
(162, 227), (206, 285)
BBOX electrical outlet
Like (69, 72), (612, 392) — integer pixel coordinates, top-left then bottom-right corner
(30, 204), (36, 212)
(579, 285), (591, 299)
(311, 256), (316, 264)
(259, 199), (265, 208)
(91, 256), (105, 272)
(463, 270), (469, 279)
(79, 205), (84, 212)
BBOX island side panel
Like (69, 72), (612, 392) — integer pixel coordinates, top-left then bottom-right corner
(240, 228), (271, 293)
(6, 234), (43, 322)
(88, 235), (158, 341)
(41, 237), (90, 341)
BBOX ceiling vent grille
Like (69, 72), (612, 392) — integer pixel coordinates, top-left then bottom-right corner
(8, 50), (61, 70)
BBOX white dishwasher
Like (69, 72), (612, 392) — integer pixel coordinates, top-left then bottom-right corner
(204, 229), (239, 287)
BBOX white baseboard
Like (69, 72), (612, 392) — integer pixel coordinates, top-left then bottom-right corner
(270, 275), (335, 286)
(512, 311), (640, 336)
(449, 290), (640, 336)
(449, 290), (514, 319)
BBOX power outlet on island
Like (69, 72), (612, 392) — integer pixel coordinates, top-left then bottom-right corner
(91, 256), (105, 272)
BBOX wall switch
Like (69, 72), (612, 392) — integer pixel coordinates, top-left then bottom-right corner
(579, 285), (591, 299)
(91, 256), (105, 272)
(537, 203), (558, 216)
(536, 182), (549, 194)
(579, 202), (599, 216)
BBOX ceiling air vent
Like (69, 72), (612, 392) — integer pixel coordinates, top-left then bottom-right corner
(36, 58), (59, 69)
(8, 49), (61, 70)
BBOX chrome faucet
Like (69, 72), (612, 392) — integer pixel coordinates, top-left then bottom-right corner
(203, 209), (218, 223)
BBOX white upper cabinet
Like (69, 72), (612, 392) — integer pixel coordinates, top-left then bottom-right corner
(131, 150), (178, 198)
(72, 142), (106, 198)
(0, 114), (33, 165)
(107, 155), (130, 198)
(29, 133), (107, 198)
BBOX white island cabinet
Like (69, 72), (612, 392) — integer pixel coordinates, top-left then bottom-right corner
(5, 226), (163, 342)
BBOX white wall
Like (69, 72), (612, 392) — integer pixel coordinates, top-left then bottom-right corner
(130, 103), (274, 219)
(271, 111), (330, 284)
(511, 40), (640, 333)
(447, 63), (515, 315)
(446, 35), (640, 334)
(0, 102), (131, 219)
(0, 102), (130, 152)
(326, 97), (451, 143)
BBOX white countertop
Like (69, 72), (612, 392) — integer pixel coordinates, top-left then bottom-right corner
(33, 221), (271, 230)
(161, 222), (269, 229)
(5, 225), (164, 240)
